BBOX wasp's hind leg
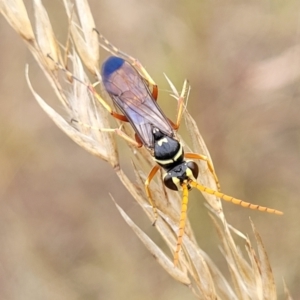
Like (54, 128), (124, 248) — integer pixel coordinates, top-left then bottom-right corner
(96, 32), (158, 99)
(145, 165), (161, 225)
(165, 79), (190, 131)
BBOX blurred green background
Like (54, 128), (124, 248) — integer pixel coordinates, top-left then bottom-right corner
(1, 0), (300, 299)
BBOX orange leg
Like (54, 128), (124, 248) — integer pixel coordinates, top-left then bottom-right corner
(185, 152), (221, 191)
(189, 181), (283, 215)
(47, 54), (129, 123)
(72, 121), (142, 148)
(96, 32), (157, 86)
(173, 183), (189, 267)
(165, 79), (190, 131)
(174, 80), (190, 130)
(95, 32), (158, 100)
(151, 84), (158, 101)
(89, 83), (129, 122)
(134, 134), (143, 147)
(145, 165), (160, 225)
(95, 33), (192, 124)
(108, 126), (141, 147)
(47, 55), (144, 148)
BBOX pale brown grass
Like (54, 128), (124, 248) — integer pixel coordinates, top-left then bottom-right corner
(0, 1), (291, 299)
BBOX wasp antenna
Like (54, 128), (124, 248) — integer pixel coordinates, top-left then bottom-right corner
(174, 183), (189, 267)
(189, 181), (283, 215)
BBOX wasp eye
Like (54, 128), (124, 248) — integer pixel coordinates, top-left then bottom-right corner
(187, 161), (199, 179)
(163, 173), (179, 191)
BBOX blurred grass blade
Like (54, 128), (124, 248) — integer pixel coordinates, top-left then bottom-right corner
(63, 0), (99, 74)
(26, 65), (113, 161)
(250, 219), (277, 300)
(112, 198), (191, 286)
(0, 0), (34, 41)
(34, 0), (60, 70)
(283, 279), (294, 300)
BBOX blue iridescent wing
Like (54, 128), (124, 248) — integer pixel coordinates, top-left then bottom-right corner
(101, 56), (174, 149)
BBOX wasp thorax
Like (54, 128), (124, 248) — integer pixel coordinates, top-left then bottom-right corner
(152, 127), (183, 169)
(152, 127), (164, 140)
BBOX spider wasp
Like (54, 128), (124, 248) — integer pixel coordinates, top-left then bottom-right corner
(52, 35), (283, 266)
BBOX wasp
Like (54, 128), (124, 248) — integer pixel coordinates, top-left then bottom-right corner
(51, 36), (283, 266)
(98, 50), (283, 265)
